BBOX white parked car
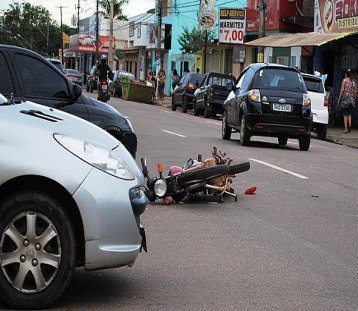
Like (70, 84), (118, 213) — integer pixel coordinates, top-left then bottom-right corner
(301, 73), (329, 140)
(0, 94), (147, 309)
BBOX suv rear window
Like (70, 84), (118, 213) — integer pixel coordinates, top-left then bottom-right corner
(189, 74), (204, 85)
(252, 68), (306, 92)
(303, 77), (324, 93)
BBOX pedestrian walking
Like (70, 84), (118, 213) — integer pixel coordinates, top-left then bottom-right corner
(338, 68), (356, 133)
(158, 69), (166, 101)
(172, 69), (179, 91)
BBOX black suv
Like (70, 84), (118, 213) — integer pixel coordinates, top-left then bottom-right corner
(0, 45), (137, 157)
(171, 72), (205, 113)
(222, 63), (312, 151)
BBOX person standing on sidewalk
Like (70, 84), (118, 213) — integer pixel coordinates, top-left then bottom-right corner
(158, 69), (166, 101)
(338, 68), (356, 133)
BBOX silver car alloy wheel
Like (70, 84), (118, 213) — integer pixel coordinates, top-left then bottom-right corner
(0, 211), (61, 293)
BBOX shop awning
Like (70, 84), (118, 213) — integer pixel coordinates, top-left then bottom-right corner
(245, 32), (357, 47)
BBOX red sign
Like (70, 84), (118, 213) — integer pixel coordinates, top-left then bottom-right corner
(69, 34), (115, 53)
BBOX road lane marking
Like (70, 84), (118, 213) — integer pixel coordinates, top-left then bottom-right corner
(206, 120), (221, 126)
(249, 158), (309, 179)
(162, 130), (186, 138)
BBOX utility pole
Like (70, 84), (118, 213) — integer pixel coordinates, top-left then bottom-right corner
(77, 0), (80, 70)
(96, 0), (99, 64)
(108, 0), (114, 70)
(56, 6), (66, 64)
(203, 30), (208, 74)
(257, 0), (266, 63)
(156, 0), (162, 74)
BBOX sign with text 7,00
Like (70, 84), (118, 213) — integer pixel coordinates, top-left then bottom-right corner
(218, 8), (246, 44)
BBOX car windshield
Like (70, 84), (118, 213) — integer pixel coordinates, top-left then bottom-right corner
(252, 68), (306, 92)
(209, 76), (234, 86)
(65, 69), (81, 75)
(303, 77), (324, 93)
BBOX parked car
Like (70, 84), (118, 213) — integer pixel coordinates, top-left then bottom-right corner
(64, 68), (83, 87)
(194, 72), (236, 118)
(0, 45), (137, 158)
(0, 93), (147, 309)
(222, 63), (312, 151)
(113, 70), (135, 97)
(171, 72), (205, 113)
(86, 65), (98, 92)
(46, 57), (64, 72)
(301, 72), (329, 140)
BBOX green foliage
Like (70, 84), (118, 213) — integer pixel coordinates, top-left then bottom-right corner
(100, 0), (129, 21)
(177, 26), (215, 54)
(0, 2), (64, 57)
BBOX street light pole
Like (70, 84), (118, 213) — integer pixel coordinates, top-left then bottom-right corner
(56, 6), (66, 64)
(257, 0), (266, 63)
(156, 0), (162, 73)
(108, 0), (114, 71)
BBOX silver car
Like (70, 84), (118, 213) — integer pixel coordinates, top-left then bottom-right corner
(0, 94), (147, 309)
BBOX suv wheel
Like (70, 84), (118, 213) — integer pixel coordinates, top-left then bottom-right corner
(182, 96), (188, 113)
(171, 97), (177, 111)
(278, 136), (288, 145)
(316, 125), (327, 140)
(240, 117), (251, 146)
(299, 135), (310, 151)
(222, 112), (232, 140)
(193, 101), (200, 116)
(0, 191), (76, 310)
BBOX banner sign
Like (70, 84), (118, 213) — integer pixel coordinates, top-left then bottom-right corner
(198, 0), (216, 31)
(218, 8), (246, 44)
(69, 34), (114, 53)
(315, 0), (358, 33)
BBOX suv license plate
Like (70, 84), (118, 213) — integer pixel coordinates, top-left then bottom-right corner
(273, 103), (292, 112)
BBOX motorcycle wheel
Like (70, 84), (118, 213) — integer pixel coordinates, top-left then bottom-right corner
(228, 161), (250, 175)
(177, 165), (229, 187)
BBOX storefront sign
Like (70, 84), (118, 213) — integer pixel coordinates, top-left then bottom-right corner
(198, 0), (216, 31)
(69, 34), (114, 53)
(315, 0), (358, 33)
(218, 8), (246, 44)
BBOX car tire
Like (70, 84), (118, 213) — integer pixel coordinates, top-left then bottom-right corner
(222, 112), (232, 140)
(182, 96), (188, 113)
(193, 101), (200, 116)
(204, 100), (211, 118)
(0, 191), (76, 310)
(240, 117), (251, 146)
(317, 125), (327, 140)
(278, 136), (288, 145)
(299, 135), (311, 151)
(86, 83), (90, 92)
(171, 97), (177, 111)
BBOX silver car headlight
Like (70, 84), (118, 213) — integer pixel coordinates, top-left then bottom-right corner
(54, 134), (135, 180)
(154, 179), (167, 197)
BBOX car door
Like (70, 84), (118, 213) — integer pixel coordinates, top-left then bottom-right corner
(10, 49), (89, 120)
(196, 74), (208, 109)
(173, 73), (188, 106)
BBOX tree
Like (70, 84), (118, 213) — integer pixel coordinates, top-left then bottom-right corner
(177, 26), (215, 54)
(100, 0), (129, 21)
(1, 2), (63, 56)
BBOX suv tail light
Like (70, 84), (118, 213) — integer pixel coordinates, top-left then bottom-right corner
(324, 95), (328, 107)
(303, 94), (311, 106)
(248, 89), (261, 102)
(187, 82), (193, 92)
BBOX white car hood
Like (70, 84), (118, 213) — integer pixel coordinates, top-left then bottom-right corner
(1, 100), (144, 183)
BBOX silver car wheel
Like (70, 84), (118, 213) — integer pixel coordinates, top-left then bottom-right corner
(0, 211), (61, 293)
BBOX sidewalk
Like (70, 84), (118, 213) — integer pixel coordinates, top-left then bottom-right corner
(151, 97), (358, 149)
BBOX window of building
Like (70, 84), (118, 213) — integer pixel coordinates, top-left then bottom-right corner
(137, 22), (141, 38)
(129, 21), (134, 37)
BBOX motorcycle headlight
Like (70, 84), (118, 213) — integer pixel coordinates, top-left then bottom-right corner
(54, 134), (134, 180)
(154, 179), (167, 197)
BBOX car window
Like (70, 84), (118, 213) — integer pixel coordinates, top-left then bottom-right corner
(303, 77), (324, 93)
(252, 68), (306, 92)
(14, 53), (70, 99)
(0, 52), (16, 96)
(239, 67), (255, 93)
(65, 69), (81, 75)
(189, 74), (204, 85)
(181, 73), (189, 84)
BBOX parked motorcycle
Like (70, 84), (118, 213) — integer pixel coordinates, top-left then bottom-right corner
(141, 147), (250, 204)
(98, 79), (110, 102)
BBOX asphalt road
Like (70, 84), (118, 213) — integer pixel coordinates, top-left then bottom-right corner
(7, 94), (357, 311)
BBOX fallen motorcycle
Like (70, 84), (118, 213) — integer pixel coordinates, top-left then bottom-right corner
(141, 147), (250, 204)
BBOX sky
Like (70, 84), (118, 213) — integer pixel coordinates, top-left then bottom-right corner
(0, 0), (155, 26)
